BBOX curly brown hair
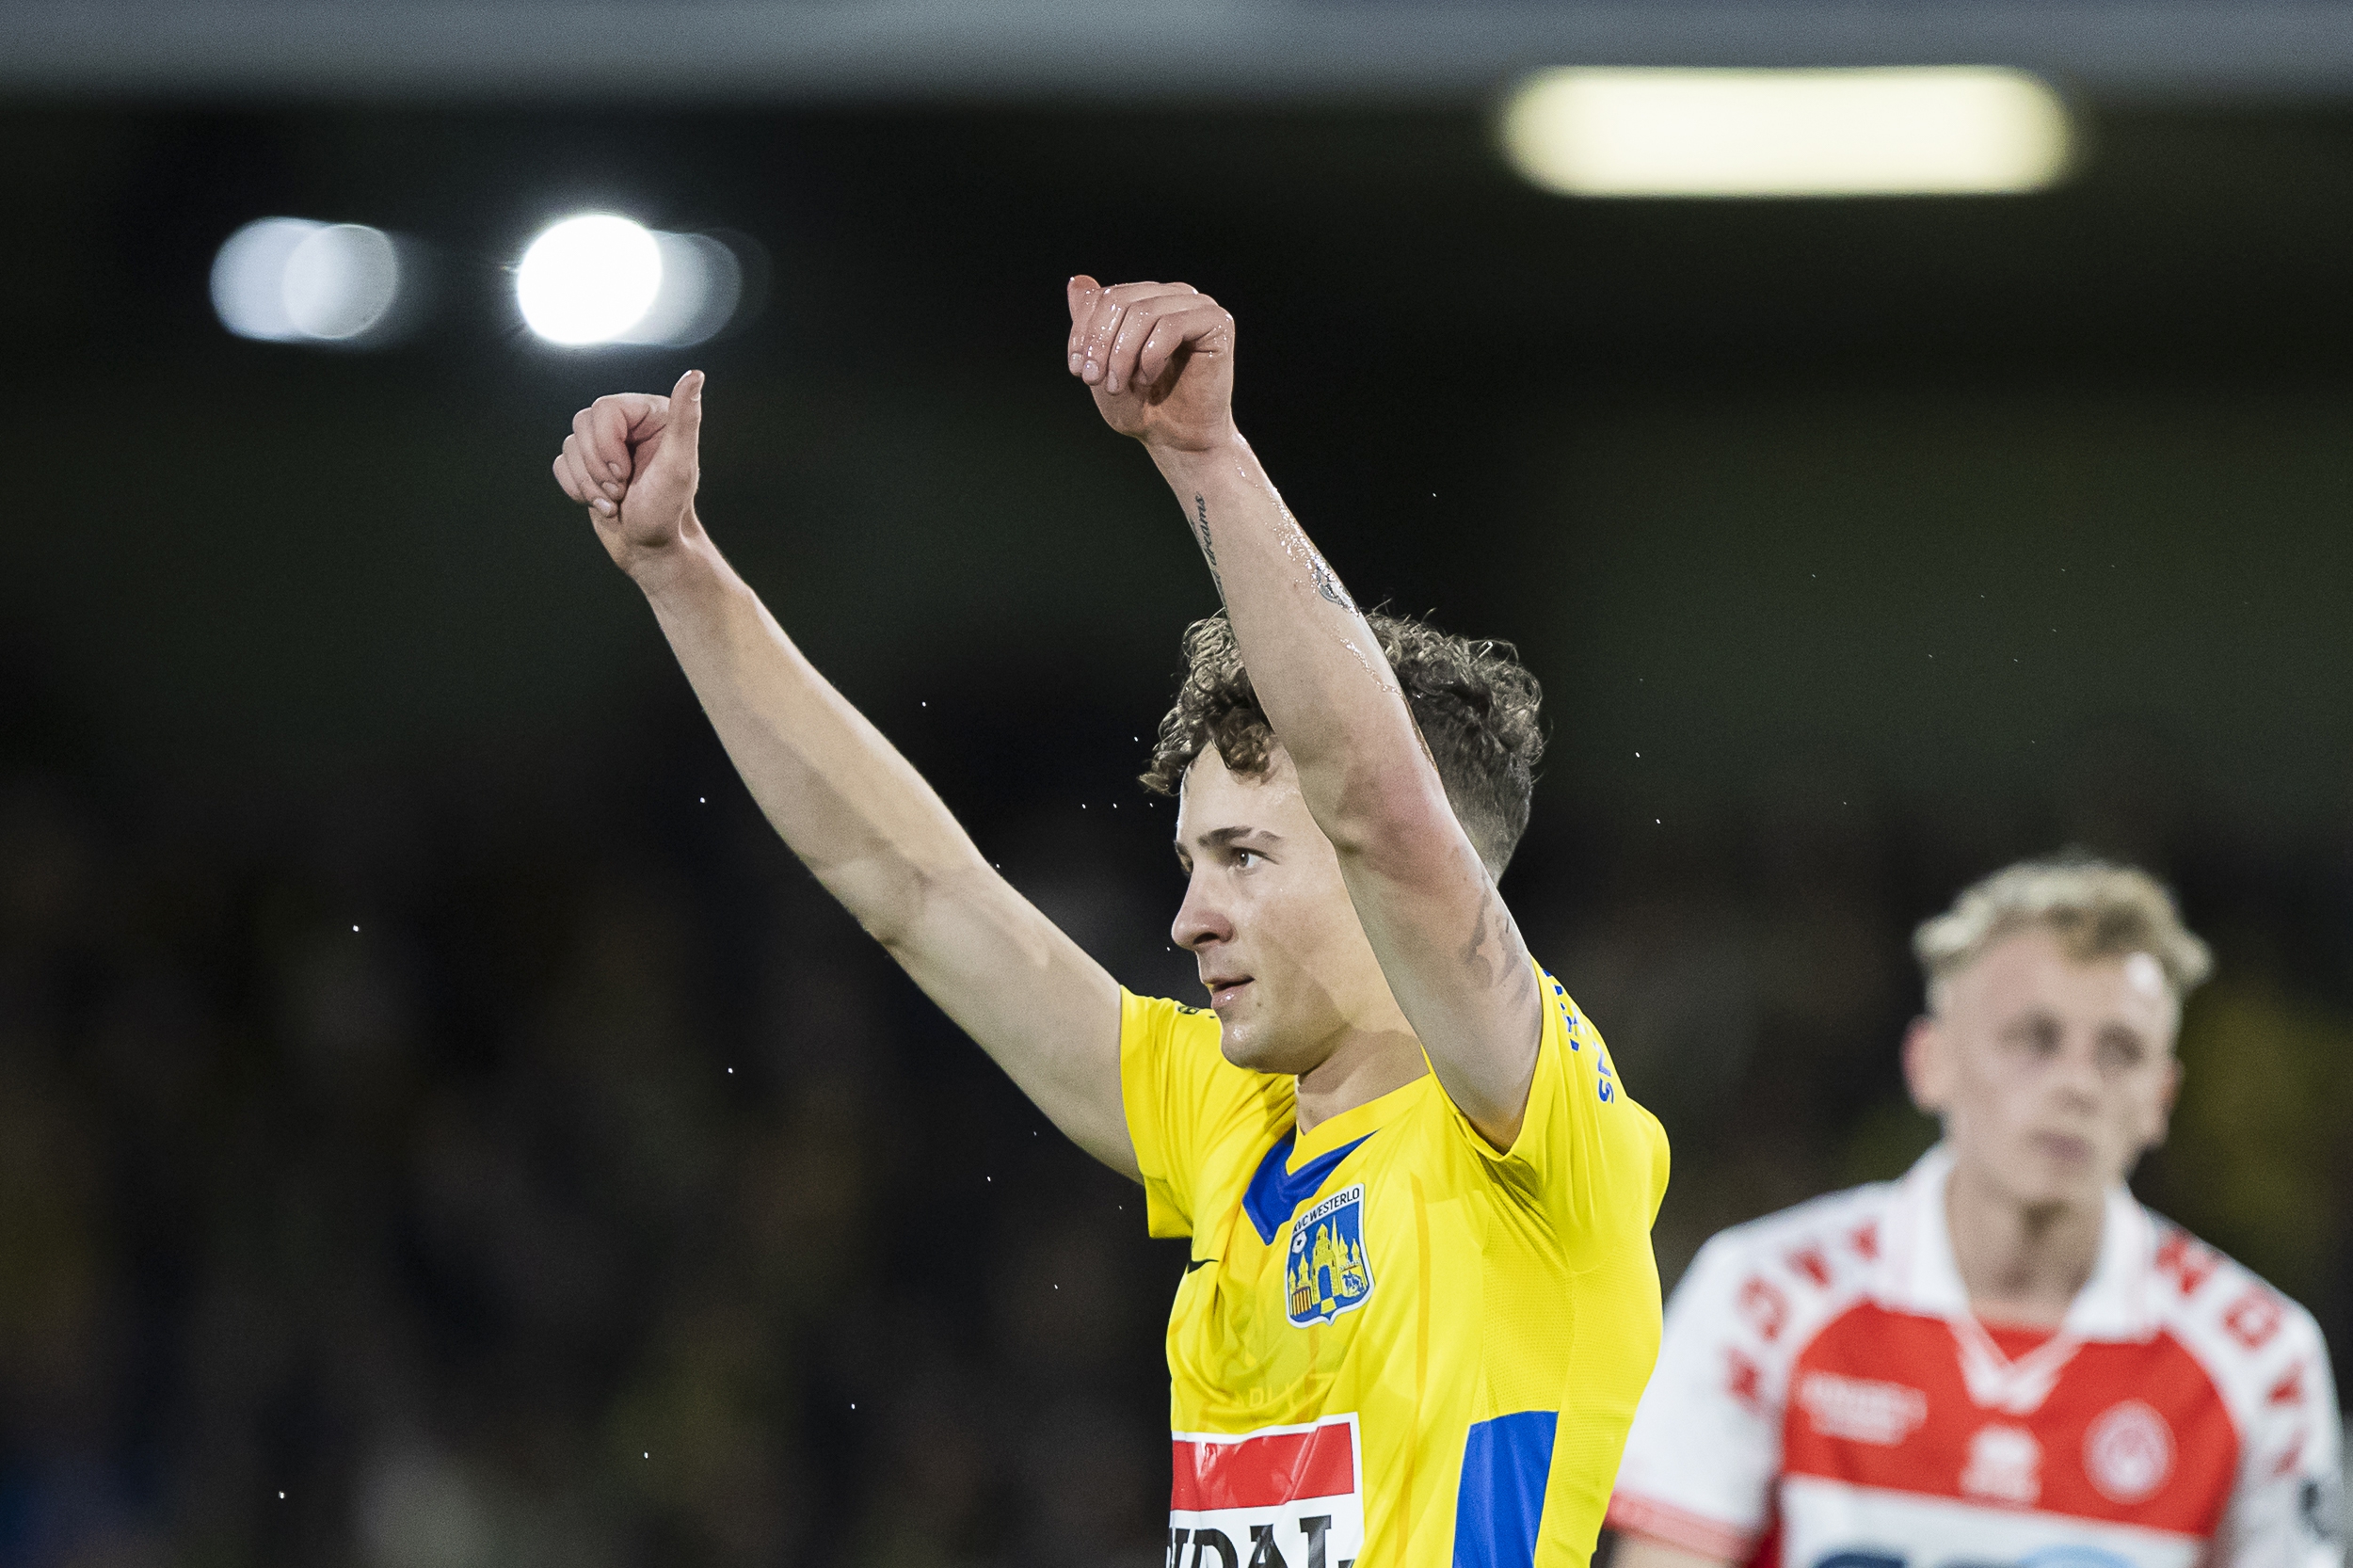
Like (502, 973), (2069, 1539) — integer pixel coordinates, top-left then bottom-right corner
(1139, 612), (1545, 876)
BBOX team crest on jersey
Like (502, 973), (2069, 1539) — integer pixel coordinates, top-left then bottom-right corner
(1286, 1185), (1374, 1327)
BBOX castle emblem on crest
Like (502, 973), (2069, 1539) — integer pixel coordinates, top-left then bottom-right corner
(1287, 1185), (1375, 1327)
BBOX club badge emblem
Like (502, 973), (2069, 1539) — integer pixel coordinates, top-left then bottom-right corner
(1287, 1184), (1375, 1327)
(2085, 1400), (2173, 1504)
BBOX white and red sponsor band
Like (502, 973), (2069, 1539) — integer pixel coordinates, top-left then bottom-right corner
(1169, 1416), (1365, 1568)
(1778, 1476), (2203, 1568)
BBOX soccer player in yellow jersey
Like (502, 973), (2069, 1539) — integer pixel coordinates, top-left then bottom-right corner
(549, 278), (1671, 1567)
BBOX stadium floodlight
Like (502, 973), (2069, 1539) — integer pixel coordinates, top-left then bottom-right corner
(515, 214), (746, 348)
(516, 215), (663, 344)
(212, 218), (407, 344)
(1501, 68), (2073, 198)
(632, 232), (744, 348)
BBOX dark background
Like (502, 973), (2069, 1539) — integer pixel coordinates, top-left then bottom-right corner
(3, 94), (2351, 1566)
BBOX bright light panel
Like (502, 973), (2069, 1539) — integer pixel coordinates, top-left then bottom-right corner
(1502, 68), (2073, 198)
(633, 232), (744, 349)
(516, 215), (662, 345)
(213, 217), (405, 343)
(515, 215), (744, 348)
(283, 224), (401, 339)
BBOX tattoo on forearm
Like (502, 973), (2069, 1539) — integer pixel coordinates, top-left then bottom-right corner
(1192, 494), (1225, 596)
(1310, 552), (1355, 611)
(1195, 490), (1352, 611)
(1273, 497), (1356, 612)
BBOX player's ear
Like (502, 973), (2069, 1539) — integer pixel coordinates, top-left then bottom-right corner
(1902, 1015), (1948, 1115)
(2142, 1052), (2183, 1150)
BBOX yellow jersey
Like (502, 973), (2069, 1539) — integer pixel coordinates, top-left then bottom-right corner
(1121, 962), (1670, 1568)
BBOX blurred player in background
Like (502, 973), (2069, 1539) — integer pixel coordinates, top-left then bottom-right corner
(1606, 857), (2344, 1568)
(549, 276), (1669, 1567)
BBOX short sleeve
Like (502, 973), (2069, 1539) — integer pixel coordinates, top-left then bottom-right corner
(1606, 1230), (1785, 1560)
(1457, 967), (1668, 1560)
(2216, 1306), (2344, 1568)
(1449, 963), (1670, 1269)
(1118, 989), (1288, 1240)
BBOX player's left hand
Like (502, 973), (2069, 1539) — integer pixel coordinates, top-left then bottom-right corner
(552, 369), (705, 587)
(1065, 277), (1237, 453)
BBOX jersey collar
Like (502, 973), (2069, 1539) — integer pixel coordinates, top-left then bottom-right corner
(1237, 1073), (1431, 1247)
(1290, 1070), (1428, 1166)
(1242, 1131), (1369, 1245)
(1882, 1144), (2157, 1341)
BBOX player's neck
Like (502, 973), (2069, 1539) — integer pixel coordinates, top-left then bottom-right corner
(1944, 1156), (2105, 1330)
(1292, 1023), (1429, 1137)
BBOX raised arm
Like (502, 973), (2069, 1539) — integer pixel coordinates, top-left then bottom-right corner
(552, 372), (1132, 1176)
(1064, 281), (1542, 1147)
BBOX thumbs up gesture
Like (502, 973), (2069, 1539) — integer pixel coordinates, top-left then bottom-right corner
(552, 368), (709, 584)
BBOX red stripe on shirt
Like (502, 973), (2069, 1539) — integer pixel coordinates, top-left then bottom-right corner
(1171, 1425), (1354, 1511)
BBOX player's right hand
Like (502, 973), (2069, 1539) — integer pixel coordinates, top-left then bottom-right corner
(552, 369), (705, 583)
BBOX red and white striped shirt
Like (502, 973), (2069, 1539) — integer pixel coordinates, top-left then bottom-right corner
(1608, 1147), (2343, 1568)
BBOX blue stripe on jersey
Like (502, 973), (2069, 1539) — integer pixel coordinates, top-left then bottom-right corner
(1241, 1130), (1372, 1245)
(1451, 1410), (1557, 1568)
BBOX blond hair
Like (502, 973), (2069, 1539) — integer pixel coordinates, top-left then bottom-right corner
(1913, 854), (2213, 1010)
